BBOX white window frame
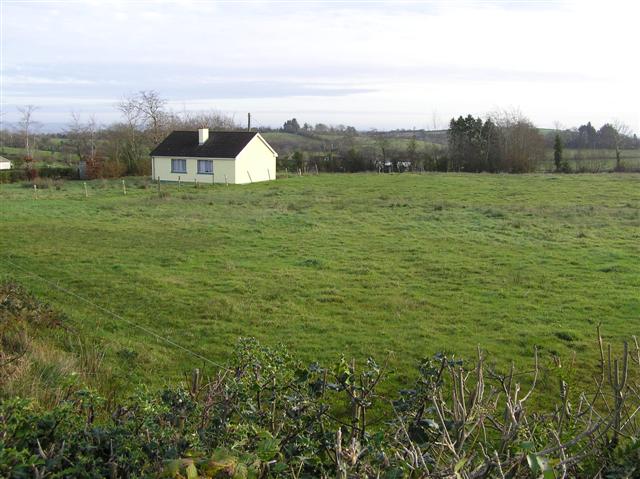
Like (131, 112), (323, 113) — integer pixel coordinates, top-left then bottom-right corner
(197, 159), (213, 175)
(171, 158), (187, 174)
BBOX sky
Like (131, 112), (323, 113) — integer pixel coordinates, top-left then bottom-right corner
(1, 0), (639, 133)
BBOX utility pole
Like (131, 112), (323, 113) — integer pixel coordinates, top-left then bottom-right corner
(247, 112), (251, 131)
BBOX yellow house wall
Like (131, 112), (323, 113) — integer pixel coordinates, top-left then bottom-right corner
(151, 157), (235, 184)
(234, 134), (277, 184)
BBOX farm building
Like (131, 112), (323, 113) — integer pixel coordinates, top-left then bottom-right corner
(0, 156), (12, 170)
(150, 129), (277, 185)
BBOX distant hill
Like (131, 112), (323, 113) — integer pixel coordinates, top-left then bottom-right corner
(261, 130), (445, 158)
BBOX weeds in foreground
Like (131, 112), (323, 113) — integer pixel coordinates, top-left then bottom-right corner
(0, 281), (115, 406)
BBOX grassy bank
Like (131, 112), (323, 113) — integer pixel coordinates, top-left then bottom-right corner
(1, 173), (638, 390)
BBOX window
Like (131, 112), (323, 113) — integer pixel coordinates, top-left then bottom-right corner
(171, 159), (187, 173)
(198, 160), (213, 174)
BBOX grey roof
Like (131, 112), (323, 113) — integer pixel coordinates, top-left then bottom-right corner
(150, 131), (259, 158)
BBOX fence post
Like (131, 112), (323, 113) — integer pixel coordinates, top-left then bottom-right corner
(33, 184), (38, 200)
(178, 176), (181, 188)
(122, 179), (127, 195)
(315, 163), (319, 175)
(267, 168), (271, 180)
(190, 368), (201, 396)
(224, 174), (228, 186)
(84, 182), (88, 198)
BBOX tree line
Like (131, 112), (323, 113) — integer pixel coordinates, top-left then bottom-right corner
(277, 117), (358, 136)
(277, 110), (548, 174)
(1, 93), (638, 179)
(279, 111), (637, 174)
(554, 121), (638, 150)
(447, 111), (548, 173)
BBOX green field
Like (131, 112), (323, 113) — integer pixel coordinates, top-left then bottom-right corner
(1, 174), (639, 391)
(0, 145), (68, 167)
(541, 148), (640, 172)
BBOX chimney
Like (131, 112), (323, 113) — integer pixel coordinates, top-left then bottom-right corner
(198, 128), (209, 145)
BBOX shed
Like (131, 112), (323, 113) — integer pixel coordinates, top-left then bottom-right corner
(0, 156), (12, 170)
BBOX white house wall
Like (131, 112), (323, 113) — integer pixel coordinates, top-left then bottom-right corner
(234, 135), (277, 184)
(152, 156), (235, 184)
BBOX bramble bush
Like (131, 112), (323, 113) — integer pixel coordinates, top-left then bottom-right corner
(1, 282), (639, 478)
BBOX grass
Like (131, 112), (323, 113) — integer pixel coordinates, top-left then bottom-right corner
(1, 173), (639, 392)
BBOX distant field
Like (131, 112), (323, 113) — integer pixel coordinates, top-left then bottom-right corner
(262, 131), (441, 157)
(1, 146), (68, 167)
(1, 174), (638, 392)
(541, 148), (640, 172)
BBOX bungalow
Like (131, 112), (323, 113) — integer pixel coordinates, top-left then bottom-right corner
(150, 128), (277, 184)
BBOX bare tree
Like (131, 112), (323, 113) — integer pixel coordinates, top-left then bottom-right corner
(137, 90), (168, 144)
(117, 95), (145, 174)
(431, 109), (442, 131)
(17, 105), (39, 159)
(612, 120), (631, 170)
(170, 109), (238, 131)
(66, 112), (98, 163)
(488, 108), (546, 172)
(117, 95), (142, 139)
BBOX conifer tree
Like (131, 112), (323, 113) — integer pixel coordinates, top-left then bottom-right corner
(553, 133), (563, 171)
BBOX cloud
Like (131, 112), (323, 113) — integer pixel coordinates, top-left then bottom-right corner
(1, 0), (638, 132)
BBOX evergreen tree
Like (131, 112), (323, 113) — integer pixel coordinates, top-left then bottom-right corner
(282, 118), (301, 134)
(481, 118), (501, 172)
(553, 134), (563, 171)
(577, 122), (597, 148)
